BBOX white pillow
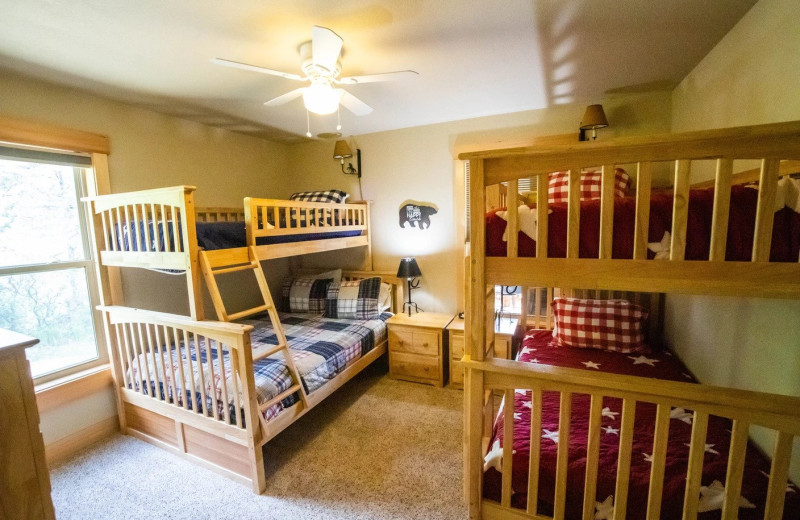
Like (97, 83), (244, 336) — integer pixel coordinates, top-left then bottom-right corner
(378, 282), (392, 312)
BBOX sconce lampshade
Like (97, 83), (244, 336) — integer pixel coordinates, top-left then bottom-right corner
(580, 104), (609, 131)
(396, 257), (422, 279)
(333, 140), (353, 160)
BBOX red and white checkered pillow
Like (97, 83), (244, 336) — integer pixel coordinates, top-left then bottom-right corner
(548, 168), (630, 204)
(551, 297), (648, 353)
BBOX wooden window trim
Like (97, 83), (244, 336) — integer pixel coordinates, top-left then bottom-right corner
(35, 365), (113, 413)
(0, 115), (109, 155)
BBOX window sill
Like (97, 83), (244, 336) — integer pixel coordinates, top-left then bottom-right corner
(35, 364), (113, 413)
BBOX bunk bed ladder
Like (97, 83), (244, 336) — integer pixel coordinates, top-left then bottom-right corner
(199, 246), (310, 437)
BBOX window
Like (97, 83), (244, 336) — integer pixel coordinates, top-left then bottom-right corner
(494, 285), (552, 319)
(0, 148), (106, 383)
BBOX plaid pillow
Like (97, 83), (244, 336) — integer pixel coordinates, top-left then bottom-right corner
(552, 297), (648, 353)
(324, 277), (382, 320)
(289, 189), (349, 204)
(548, 168), (630, 204)
(281, 277), (333, 314)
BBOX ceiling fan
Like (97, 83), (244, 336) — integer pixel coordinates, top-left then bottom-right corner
(212, 26), (418, 125)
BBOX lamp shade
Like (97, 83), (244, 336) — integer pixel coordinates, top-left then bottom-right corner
(580, 104), (609, 130)
(333, 140), (353, 160)
(396, 257), (422, 279)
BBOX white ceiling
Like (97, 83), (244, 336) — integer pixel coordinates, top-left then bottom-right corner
(0, 0), (757, 143)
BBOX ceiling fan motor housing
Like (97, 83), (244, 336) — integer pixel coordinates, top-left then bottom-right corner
(298, 40), (342, 80)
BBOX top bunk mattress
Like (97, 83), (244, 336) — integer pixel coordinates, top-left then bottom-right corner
(112, 220), (362, 252)
(195, 221), (362, 250)
(486, 185), (800, 261)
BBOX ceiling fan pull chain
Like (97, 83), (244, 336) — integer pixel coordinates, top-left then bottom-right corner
(306, 109), (312, 138)
(336, 105), (342, 132)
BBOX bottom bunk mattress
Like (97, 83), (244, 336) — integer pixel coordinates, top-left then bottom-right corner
(483, 330), (800, 519)
(128, 311), (391, 424)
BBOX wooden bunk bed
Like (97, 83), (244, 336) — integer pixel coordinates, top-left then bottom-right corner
(84, 185), (398, 494)
(459, 121), (800, 519)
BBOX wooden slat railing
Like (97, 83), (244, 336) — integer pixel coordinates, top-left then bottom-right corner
(466, 357), (800, 520)
(101, 305), (258, 434)
(244, 197), (367, 240)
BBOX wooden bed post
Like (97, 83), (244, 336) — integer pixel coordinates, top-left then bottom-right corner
(236, 330), (267, 493)
(467, 158), (487, 519)
(86, 152), (128, 434)
(365, 201), (374, 271)
(176, 187), (204, 320)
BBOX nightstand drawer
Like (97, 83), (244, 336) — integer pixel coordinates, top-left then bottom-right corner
(451, 335), (464, 358)
(450, 359), (464, 385)
(390, 351), (439, 381)
(389, 328), (439, 356)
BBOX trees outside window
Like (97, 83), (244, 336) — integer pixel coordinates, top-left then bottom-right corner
(0, 157), (104, 381)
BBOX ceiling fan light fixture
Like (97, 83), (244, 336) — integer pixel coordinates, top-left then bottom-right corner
(302, 82), (342, 115)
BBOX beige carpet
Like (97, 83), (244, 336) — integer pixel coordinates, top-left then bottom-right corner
(50, 358), (467, 519)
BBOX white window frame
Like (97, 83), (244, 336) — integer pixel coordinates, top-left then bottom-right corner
(0, 148), (108, 385)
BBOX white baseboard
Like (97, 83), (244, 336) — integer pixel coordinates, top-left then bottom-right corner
(45, 415), (119, 468)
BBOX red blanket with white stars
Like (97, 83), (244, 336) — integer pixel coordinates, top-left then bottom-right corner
(483, 330), (800, 519)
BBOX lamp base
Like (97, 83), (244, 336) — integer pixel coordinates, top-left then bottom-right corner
(402, 301), (421, 317)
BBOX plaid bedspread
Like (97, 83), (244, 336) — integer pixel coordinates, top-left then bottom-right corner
(128, 311), (390, 423)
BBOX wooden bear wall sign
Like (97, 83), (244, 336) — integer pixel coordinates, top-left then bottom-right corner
(399, 199), (438, 230)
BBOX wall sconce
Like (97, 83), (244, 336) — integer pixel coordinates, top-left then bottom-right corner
(579, 104), (609, 141)
(396, 257), (422, 316)
(333, 140), (361, 178)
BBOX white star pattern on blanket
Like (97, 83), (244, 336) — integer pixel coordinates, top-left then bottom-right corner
(760, 470), (796, 493)
(483, 439), (514, 472)
(582, 360), (601, 369)
(602, 426), (619, 435)
(648, 231), (671, 259)
(697, 480), (756, 513)
(670, 407), (694, 424)
(514, 412), (521, 420)
(594, 496), (614, 520)
(601, 407), (619, 420)
(628, 355), (659, 366)
(643, 453), (654, 463)
(519, 346), (536, 356)
(528, 358), (540, 364)
(684, 442), (719, 455)
(542, 429), (559, 443)
(522, 401), (532, 409)
(515, 389), (528, 395)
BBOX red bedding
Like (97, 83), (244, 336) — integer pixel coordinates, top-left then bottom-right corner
(486, 186), (800, 261)
(483, 330), (800, 519)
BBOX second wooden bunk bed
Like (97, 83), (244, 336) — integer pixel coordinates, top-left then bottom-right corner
(85, 185), (400, 493)
(459, 121), (800, 519)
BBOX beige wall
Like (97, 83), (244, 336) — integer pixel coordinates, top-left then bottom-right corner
(0, 71), (292, 448)
(668, 0), (800, 481)
(288, 90), (672, 314)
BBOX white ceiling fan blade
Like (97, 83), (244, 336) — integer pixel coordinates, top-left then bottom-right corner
(338, 90), (373, 116)
(338, 70), (419, 84)
(264, 88), (305, 106)
(211, 58), (305, 81)
(311, 26), (343, 74)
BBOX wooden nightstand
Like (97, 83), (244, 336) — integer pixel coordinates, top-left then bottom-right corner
(387, 312), (454, 387)
(448, 316), (518, 389)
